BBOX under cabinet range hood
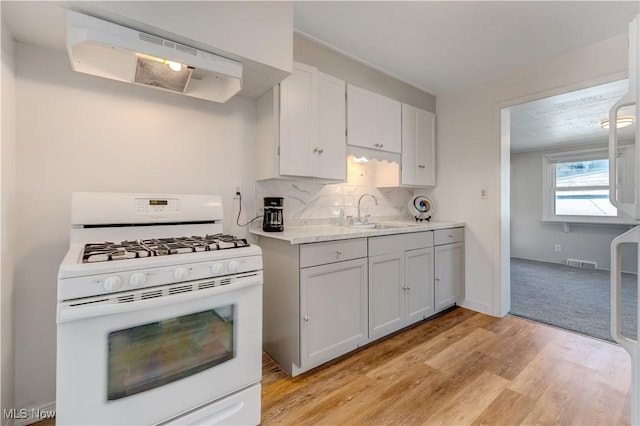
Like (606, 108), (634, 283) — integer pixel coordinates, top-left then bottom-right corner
(66, 10), (243, 103)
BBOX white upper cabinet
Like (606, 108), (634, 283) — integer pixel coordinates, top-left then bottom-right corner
(317, 72), (347, 180)
(347, 85), (378, 149)
(347, 84), (401, 153)
(279, 62), (317, 177)
(256, 62), (346, 181)
(377, 95), (402, 153)
(401, 104), (436, 187)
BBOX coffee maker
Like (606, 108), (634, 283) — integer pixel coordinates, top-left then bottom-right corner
(263, 197), (284, 232)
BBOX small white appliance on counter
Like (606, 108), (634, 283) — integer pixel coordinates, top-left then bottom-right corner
(609, 14), (640, 426)
(56, 193), (262, 425)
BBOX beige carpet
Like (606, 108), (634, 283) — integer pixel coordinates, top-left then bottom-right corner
(510, 257), (637, 342)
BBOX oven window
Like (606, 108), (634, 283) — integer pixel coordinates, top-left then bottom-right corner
(107, 306), (235, 401)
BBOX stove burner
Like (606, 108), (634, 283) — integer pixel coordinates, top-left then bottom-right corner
(82, 234), (249, 263)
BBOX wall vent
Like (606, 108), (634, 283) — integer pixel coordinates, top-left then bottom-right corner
(566, 259), (598, 269)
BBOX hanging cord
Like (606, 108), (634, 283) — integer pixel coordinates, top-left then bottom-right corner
(236, 191), (263, 227)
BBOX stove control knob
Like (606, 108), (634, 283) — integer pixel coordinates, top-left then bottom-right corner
(210, 263), (224, 275)
(103, 275), (122, 291)
(129, 272), (147, 288)
(227, 261), (239, 273)
(174, 267), (190, 281)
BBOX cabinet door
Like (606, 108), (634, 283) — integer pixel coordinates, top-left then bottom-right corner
(347, 84), (378, 149)
(317, 72), (346, 180)
(435, 242), (465, 312)
(416, 108), (436, 186)
(377, 95), (401, 153)
(402, 104), (436, 187)
(300, 258), (367, 367)
(405, 247), (435, 325)
(369, 252), (404, 340)
(279, 62), (317, 177)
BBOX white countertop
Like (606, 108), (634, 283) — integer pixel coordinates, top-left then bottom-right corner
(250, 221), (465, 244)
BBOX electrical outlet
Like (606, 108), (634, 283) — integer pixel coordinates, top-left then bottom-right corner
(555, 244), (561, 252)
(233, 183), (242, 199)
(480, 188), (488, 199)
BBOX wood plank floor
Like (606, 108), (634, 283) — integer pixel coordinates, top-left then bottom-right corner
(261, 307), (632, 425)
(32, 307), (631, 426)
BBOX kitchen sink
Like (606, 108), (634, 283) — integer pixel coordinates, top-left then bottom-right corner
(349, 222), (413, 229)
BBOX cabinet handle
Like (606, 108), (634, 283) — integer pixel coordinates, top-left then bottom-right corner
(373, 143), (379, 148)
(418, 164), (426, 169)
(303, 316), (309, 322)
(407, 286), (411, 290)
(318, 148), (324, 154)
(448, 234), (454, 238)
(435, 278), (440, 283)
(313, 147), (319, 153)
(379, 144), (384, 148)
(336, 250), (343, 255)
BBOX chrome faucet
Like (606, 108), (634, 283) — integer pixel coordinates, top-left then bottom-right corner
(357, 193), (379, 223)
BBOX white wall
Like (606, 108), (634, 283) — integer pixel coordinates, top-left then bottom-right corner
(1, 11), (17, 424)
(433, 34), (630, 316)
(293, 33), (436, 112)
(13, 42), (257, 413)
(511, 147), (637, 272)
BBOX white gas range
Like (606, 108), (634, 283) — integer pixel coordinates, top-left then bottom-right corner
(56, 193), (262, 425)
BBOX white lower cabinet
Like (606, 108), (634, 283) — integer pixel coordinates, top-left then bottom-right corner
(434, 228), (465, 311)
(300, 258), (368, 367)
(406, 247), (436, 322)
(369, 252), (404, 340)
(259, 227), (463, 377)
(259, 237), (368, 376)
(368, 232), (436, 340)
(435, 242), (465, 311)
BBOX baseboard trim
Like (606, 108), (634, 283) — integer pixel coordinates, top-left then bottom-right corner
(12, 402), (55, 426)
(458, 298), (491, 316)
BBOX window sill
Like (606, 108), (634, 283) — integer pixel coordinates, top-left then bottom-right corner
(542, 216), (640, 226)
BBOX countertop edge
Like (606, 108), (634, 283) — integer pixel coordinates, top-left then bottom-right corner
(249, 221), (465, 244)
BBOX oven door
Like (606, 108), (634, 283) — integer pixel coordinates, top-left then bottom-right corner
(56, 272), (262, 425)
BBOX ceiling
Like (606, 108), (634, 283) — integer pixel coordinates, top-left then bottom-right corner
(292, 2), (638, 152)
(293, 1), (638, 95)
(510, 79), (635, 153)
(2, 1), (638, 151)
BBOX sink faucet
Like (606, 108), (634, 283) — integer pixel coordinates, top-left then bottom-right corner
(357, 193), (379, 223)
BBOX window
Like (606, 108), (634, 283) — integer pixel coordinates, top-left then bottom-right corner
(543, 148), (623, 223)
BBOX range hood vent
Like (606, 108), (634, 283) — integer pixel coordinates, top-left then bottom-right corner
(66, 10), (242, 103)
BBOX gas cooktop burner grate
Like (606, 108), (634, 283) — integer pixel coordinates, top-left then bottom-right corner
(82, 234), (249, 263)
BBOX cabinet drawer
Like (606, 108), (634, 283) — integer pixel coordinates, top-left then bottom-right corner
(368, 231), (433, 256)
(300, 238), (367, 268)
(434, 227), (464, 245)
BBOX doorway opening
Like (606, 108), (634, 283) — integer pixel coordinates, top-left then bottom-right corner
(501, 77), (637, 342)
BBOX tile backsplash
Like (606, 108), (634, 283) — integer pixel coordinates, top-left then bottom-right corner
(255, 157), (421, 226)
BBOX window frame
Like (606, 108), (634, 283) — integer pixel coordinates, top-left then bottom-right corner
(542, 147), (632, 224)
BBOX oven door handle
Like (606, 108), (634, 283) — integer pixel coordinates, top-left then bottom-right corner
(58, 275), (262, 323)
